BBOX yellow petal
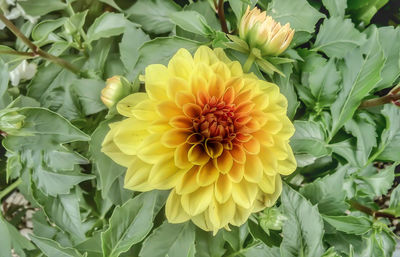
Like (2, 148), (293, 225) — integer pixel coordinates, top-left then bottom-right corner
(244, 155), (263, 183)
(176, 166), (200, 195)
(166, 189), (191, 223)
(194, 46), (219, 65)
(228, 163), (244, 183)
(113, 117), (150, 155)
(191, 209), (214, 232)
(181, 185), (213, 216)
(214, 150), (233, 174)
(174, 143), (193, 169)
(168, 49), (194, 79)
(197, 161), (219, 186)
(161, 128), (190, 148)
(137, 134), (174, 164)
(124, 157), (153, 191)
(117, 93), (148, 117)
(209, 198), (235, 232)
(148, 155), (182, 189)
(231, 204), (252, 227)
(231, 180), (258, 209)
(102, 123), (134, 167)
(145, 64), (169, 100)
(156, 100), (182, 118)
(188, 144), (210, 165)
(258, 174), (276, 194)
(215, 174), (232, 203)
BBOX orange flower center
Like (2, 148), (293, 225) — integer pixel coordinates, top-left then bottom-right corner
(193, 96), (236, 141)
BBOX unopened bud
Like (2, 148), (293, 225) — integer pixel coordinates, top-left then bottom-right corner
(259, 207), (287, 232)
(239, 6), (294, 56)
(0, 109), (25, 136)
(101, 76), (130, 108)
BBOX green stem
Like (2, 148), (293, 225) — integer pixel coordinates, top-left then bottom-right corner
(0, 178), (22, 201)
(0, 12), (80, 75)
(243, 52), (256, 73)
(0, 50), (36, 57)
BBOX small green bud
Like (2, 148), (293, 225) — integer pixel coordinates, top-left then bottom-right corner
(259, 207), (287, 233)
(101, 76), (131, 108)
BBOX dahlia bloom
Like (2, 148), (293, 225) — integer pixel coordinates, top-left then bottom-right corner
(102, 46), (296, 233)
(239, 6), (294, 56)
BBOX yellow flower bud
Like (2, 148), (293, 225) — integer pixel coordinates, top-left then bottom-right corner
(239, 6), (294, 56)
(101, 76), (130, 108)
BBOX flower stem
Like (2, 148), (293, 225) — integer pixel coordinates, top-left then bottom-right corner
(216, 0), (229, 34)
(243, 52), (256, 73)
(0, 12), (80, 75)
(349, 200), (397, 219)
(0, 178), (22, 201)
(359, 84), (400, 109)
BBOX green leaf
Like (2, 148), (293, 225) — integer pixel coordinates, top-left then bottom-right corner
(33, 190), (87, 241)
(375, 26), (400, 91)
(272, 64), (298, 119)
(119, 26), (150, 72)
(344, 112), (377, 167)
(0, 215), (12, 257)
(389, 184), (400, 209)
(170, 10), (213, 36)
(291, 120), (330, 158)
(33, 162), (94, 196)
(19, 0), (67, 16)
(377, 104), (400, 162)
(228, 0), (257, 20)
(101, 191), (168, 257)
(90, 120), (125, 198)
(314, 17), (366, 58)
(87, 12), (129, 43)
(322, 215), (372, 235)
(32, 18), (68, 45)
(330, 30), (385, 138)
(222, 224), (249, 252)
(194, 229), (226, 257)
(322, 0), (347, 17)
(31, 235), (83, 257)
(139, 221), (196, 257)
(248, 219), (282, 247)
(356, 165), (395, 197)
(280, 184), (325, 257)
(0, 60), (12, 109)
(268, 0), (325, 45)
(348, 0), (389, 24)
(185, 1), (221, 30)
(308, 58), (341, 108)
(360, 227), (396, 257)
(300, 167), (349, 215)
(242, 243), (280, 257)
(27, 62), (82, 120)
(72, 79), (106, 116)
(131, 37), (201, 79)
(125, 0), (180, 34)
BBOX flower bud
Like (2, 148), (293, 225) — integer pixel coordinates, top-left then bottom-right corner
(101, 76), (130, 108)
(0, 109), (25, 136)
(259, 207), (287, 232)
(239, 6), (294, 56)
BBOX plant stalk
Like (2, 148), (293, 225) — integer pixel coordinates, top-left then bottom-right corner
(243, 52), (256, 73)
(217, 0), (229, 34)
(0, 12), (80, 75)
(0, 178), (22, 201)
(349, 200), (397, 219)
(359, 84), (400, 109)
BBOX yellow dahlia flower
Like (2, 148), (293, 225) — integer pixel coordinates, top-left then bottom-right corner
(239, 6), (294, 56)
(102, 46), (296, 233)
